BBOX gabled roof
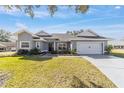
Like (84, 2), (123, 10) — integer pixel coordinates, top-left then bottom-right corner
(35, 31), (51, 37)
(76, 30), (99, 37)
(15, 29), (33, 35)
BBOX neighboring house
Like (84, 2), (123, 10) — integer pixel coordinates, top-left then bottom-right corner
(0, 42), (16, 52)
(108, 40), (124, 49)
(16, 29), (108, 54)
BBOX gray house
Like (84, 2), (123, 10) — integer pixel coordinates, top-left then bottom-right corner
(16, 29), (108, 54)
(0, 42), (16, 52)
(108, 40), (124, 49)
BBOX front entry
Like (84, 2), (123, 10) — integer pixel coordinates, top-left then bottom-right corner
(48, 42), (54, 51)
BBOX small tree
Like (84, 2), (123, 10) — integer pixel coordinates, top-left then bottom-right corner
(0, 29), (11, 42)
(105, 45), (113, 54)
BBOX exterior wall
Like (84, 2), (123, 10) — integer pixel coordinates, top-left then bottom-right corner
(42, 42), (48, 50)
(32, 41), (48, 51)
(17, 32), (33, 50)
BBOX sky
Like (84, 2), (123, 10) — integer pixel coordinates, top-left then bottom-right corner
(0, 5), (124, 39)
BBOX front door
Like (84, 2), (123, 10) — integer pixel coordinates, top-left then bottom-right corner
(48, 42), (54, 51)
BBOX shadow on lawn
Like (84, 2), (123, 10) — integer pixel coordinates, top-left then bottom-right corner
(71, 76), (103, 88)
(19, 56), (53, 62)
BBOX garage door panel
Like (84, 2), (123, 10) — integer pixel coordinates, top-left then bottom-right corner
(77, 42), (102, 54)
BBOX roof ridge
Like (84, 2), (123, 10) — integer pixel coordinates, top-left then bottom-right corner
(86, 29), (99, 36)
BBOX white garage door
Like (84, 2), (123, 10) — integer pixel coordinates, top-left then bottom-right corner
(77, 42), (103, 54)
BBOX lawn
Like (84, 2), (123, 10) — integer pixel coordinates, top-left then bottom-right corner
(112, 49), (124, 58)
(0, 56), (116, 88)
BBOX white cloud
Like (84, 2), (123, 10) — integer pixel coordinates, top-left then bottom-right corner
(0, 6), (21, 16)
(33, 11), (49, 18)
(42, 16), (124, 31)
(0, 6), (83, 19)
(33, 10), (77, 19)
(16, 23), (28, 29)
(115, 6), (121, 9)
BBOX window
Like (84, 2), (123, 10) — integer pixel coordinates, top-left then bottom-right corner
(20, 41), (30, 49)
(36, 42), (40, 49)
(58, 43), (67, 51)
(0, 48), (5, 51)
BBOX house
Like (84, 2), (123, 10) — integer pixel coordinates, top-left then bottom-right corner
(15, 29), (108, 54)
(108, 40), (124, 49)
(0, 42), (16, 52)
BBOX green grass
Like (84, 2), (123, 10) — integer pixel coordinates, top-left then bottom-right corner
(112, 49), (124, 58)
(0, 56), (116, 88)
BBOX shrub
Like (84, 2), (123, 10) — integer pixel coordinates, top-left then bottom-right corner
(65, 50), (71, 54)
(50, 51), (58, 54)
(70, 49), (77, 54)
(29, 48), (40, 55)
(105, 45), (113, 54)
(17, 49), (29, 55)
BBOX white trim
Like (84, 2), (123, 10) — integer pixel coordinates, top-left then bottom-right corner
(20, 41), (30, 49)
(71, 39), (108, 41)
(53, 41), (56, 51)
(102, 42), (105, 54)
(70, 43), (73, 51)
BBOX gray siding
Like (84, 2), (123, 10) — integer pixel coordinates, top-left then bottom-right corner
(42, 42), (48, 50)
(34, 41), (48, 51)
(17, 32), (33, 50)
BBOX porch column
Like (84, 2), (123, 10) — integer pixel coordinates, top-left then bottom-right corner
(54, 41), (56, 51)
(70, 43), (73, 51)
(102, 42), (104, 54)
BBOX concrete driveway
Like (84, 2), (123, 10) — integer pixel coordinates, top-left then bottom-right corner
(83, 55), (124, 88)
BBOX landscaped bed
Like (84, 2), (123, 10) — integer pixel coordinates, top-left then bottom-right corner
(0, 56), (116, 88)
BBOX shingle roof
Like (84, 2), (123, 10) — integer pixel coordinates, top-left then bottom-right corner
(35, 31), (51, 37)
(76, 30), (99, 37)
(52, 33), (75, 41)
(0, 43), (6, 48)
(0, 42), (16, 47)
(51, 31), (108, 41)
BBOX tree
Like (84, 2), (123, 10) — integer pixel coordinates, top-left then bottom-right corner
(3, 5), (89, 18)
(105, 45), (113, 54)
(0, 29), (11, 42)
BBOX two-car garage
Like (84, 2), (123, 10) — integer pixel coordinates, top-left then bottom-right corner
(76, 42), (104, 54)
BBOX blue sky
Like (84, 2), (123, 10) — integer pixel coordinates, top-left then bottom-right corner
(0, 5), (124, 39)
